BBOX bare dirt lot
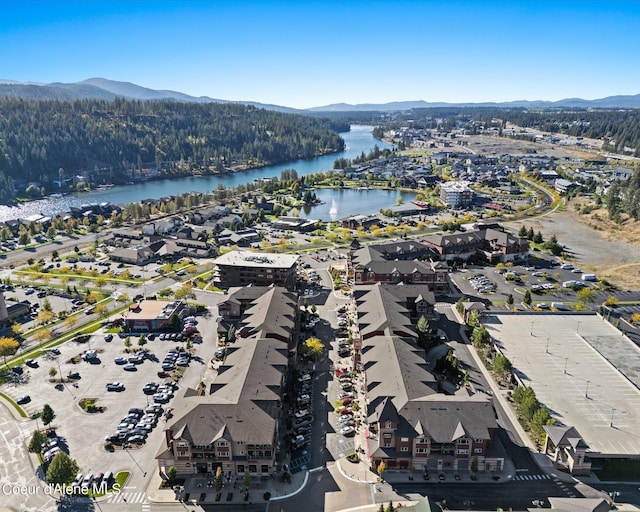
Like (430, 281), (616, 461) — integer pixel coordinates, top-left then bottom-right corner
(511, 204), (640, 290)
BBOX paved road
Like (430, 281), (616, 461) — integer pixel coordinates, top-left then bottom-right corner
(393, 478), (578, 510)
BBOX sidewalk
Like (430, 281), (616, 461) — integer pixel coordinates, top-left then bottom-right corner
(146, 469), (308, 506)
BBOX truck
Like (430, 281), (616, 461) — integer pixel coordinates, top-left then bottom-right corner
(581, 274), (597, 281)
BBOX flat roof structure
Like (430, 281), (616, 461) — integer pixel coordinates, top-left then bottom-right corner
(484, 313), (640, 457)
(213, 250), (299, 269)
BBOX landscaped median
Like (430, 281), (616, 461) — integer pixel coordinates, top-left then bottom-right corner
(5, 300), (131, 367)
(0, 391), (27, 417)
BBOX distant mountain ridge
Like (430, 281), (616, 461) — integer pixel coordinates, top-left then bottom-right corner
(0, 77), (301, 113)
(1, 77), (639, 111)
(308, 95), (640, 111)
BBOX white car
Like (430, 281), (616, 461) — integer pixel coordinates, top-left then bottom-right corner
(341, 426), (356, 436)
(294, 409), (309, 419)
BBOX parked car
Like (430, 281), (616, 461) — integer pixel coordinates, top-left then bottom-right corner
(106, 382), (125, 392)
(104, 334), (114, 342)
(17, 395), (31, 404)
(123, 364), (137, 372)
(114, 357), (127, 365)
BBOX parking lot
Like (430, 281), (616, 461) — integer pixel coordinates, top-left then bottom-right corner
(451, 259), (602, 309)
(0, 305), (218, 492)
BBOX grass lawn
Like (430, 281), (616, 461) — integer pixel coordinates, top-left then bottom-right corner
(0, 391), (27, 417)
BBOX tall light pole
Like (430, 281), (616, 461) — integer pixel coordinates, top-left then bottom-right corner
(585, 381), (590, 399)
(564, 357), (568, 374)
(610, 408), (616, 427)
(124, 446), (147, 477)
(546, 336), (550, 354)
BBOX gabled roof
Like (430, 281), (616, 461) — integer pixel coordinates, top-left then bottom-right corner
(240, 287), (297, 340)
(547, 498), (610, 512)
(544, 425), (589, 450)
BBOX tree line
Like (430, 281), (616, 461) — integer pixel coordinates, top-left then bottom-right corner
(0, 97), (349, 199)
(372, 106), (640, 155)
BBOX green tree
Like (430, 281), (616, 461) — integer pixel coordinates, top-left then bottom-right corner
(41, 404), (56, 426)
(523, 290), (532, 306)
(167, 466), (178, 485)
(138, 334), (147, 348)
(28, 429), (48, 454)
(227, 325), (236, 343)
(518, 225), (527, 238)
(45, 452), (79, 485)
(416, 315), (432, 345)
(49, 367), (57, 379)
(243, 471), (251, 488)
(472, 325), (490, 347)
(506, 294), (514, 306)
(493, 354), (512, 380)
(533, 231), (544, 244)
(526, 227), (535, 240)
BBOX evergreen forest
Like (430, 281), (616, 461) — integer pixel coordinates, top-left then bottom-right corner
(0, 98), (348, 195)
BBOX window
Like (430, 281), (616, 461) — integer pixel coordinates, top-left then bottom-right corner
(400, 437), (409, 442)
(383, 433), (392, 439)
(176, 441), (188, 447)
(385, 421), (393, 429)
(384, 443), (392, 448)
(400, 447), (409, 452)
(249, 465), (257, 473)
(473, 439), (484, 444)
(261, 465), (269, 473)
(238, 451), (244, 456)
(457, 448), (469, 454)
(415, 447), (428, 454)
(237, 465), (245, 474)
(177, 450), (189, 457)
(217, 440), (228, 447)
(474, 448), (483, 454)
(457, 438), (469, 445)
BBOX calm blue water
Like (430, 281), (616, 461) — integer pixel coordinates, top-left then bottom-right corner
(0, 125), (394, 222)
(299, 188), (416, 221)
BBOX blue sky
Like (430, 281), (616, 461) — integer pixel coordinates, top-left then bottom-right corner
(1, 0), (639, 108)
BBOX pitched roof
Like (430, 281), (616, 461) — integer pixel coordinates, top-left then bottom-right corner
(355, 283), (434, 339)
(543, 425), (589, 450)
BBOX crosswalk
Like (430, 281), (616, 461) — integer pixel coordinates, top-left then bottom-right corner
(553, 476), (577, 498)
(513, 473), (550, 481)
(105, 490), (148, 503)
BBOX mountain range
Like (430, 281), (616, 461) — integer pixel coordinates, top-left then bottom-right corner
(1, 77), (640, 111)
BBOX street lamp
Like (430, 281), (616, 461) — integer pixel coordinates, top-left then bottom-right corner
(609, 491), (620, 504)
(564, 357), (568, 375)
(610, 408), (616, 427)
(546, 336), (550, 354)
(585, 381), (590, 399)
(124, 446), (147, 477)
(577, 320), (581, 334)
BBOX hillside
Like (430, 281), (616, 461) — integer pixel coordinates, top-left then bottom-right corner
(0, 97), (347, 201)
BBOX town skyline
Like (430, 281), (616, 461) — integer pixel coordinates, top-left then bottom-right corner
(2, 0), (640, 109)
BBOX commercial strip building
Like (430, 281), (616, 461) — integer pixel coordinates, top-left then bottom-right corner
(156, 286), (297, 477)
(212, 250), (299, 289)
(125, 300), (186, 331)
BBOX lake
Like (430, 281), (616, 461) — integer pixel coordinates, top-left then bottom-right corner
(0, 125), (396, 222)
